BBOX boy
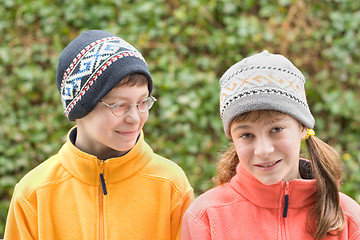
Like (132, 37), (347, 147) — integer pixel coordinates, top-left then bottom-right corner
(4, 30), (193, 240)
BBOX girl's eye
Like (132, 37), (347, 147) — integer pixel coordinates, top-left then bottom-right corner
(240, 133), (253, 139)
(271, 127), (283, 133)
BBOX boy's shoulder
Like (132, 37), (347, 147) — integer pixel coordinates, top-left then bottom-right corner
(139, 153), (191, 191)
(13, 153), (69, 200)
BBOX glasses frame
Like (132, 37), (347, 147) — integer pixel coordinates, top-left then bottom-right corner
(100, 96), (157, 116)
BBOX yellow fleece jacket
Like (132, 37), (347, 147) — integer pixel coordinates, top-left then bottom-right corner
(4, 127), (194, 240)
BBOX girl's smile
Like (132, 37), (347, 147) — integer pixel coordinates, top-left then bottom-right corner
(254, 159), (282, 168)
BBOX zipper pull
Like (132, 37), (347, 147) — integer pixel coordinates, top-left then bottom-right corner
(100, 173), (107, 195)
(283, 194), (289, 217)
(283, 181), (289, 218)
(99, 161), (107, 195)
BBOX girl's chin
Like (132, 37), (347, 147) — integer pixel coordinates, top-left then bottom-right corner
(256, 176), (283, 185)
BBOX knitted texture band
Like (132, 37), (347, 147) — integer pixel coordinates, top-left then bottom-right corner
(219, 50), (315, 138)
(56, 30), (152, 121)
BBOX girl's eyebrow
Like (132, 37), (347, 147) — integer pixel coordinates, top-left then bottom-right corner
(232, 116), (289, 131)
(270, 117), (289, 125)
(232, 124), (251, 130)
(231, 124), (252, 133)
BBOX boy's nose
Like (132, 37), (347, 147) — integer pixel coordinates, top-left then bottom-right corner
(253, 136), (275, 158)
(124, 106), (141, 123)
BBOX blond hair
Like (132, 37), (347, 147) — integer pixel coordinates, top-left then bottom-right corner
(213, 110), (345, 239)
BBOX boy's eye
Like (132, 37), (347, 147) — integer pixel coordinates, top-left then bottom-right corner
(114, 102), (128, 110)
(138, 99), (148, 108)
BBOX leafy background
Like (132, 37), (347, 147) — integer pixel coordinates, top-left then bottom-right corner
(1, 0), (359, 236)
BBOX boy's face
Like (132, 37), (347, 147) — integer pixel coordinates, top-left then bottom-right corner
(75, 84), (149, 159)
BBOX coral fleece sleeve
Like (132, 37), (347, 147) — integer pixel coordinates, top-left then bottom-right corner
(181, 211), (210, 240)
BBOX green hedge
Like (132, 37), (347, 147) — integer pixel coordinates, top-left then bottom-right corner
(1, 0), (360, 236)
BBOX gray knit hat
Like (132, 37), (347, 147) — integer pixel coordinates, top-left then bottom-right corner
(56, 30), (152, 121)
(219, 50), (315, 138)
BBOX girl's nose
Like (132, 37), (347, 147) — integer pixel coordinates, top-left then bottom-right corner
(253, 136), (275, 158)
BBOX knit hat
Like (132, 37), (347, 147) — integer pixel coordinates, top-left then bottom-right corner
(56, 30), (152, 121)
(219, 50), (315, 138)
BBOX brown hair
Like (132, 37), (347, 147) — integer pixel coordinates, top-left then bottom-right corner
(305, 136), (344, 239)
(213, 110), (345, 239)
(115, 73), (149, 88)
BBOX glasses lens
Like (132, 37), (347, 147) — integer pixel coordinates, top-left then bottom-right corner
(138, 97), (156, 112)
(112, 102), (129, 116)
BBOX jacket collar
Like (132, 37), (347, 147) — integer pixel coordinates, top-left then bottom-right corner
(58, 127), (152, 185)
(230, 161), (317, 209)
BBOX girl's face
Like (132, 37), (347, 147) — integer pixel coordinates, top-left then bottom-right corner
(230, 112), (307, 185)
(75, 84), (149, 160)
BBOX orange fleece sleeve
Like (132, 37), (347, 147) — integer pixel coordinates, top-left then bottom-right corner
(4, 187), (38, 240)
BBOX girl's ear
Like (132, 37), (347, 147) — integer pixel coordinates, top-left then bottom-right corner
(300, 125), (308, 140)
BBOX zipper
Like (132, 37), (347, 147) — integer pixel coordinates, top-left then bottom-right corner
(281, 181), (290, 239)
(283, 181), (289, 218)
(99, 160), (107, 240)
(100, 173), (107, 195)
(99, 160), (107, 195)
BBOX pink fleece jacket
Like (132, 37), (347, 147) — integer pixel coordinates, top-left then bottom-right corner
(181, 162), (360, 240)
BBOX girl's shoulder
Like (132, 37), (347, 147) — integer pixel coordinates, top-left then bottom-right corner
(339, 192), (360, 225)
(186, 182), (246, 217)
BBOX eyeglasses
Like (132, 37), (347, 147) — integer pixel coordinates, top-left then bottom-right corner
(100, 96), (157, 116)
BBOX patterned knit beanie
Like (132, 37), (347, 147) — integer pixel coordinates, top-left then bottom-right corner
(219, 50), (315, 138)
(56, 30), (152, 121)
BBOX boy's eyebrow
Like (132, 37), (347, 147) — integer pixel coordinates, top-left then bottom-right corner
(105, 93), (149, 102)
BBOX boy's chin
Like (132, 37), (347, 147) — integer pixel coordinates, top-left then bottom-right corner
(115, 141), (137, 153)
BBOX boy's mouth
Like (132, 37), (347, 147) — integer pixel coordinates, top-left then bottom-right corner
(116, 130), (138, 136)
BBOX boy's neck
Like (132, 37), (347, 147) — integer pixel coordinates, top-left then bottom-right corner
(69, 127), (135, 160)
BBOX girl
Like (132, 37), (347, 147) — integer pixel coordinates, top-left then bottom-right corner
(181, 50), (360, 240)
